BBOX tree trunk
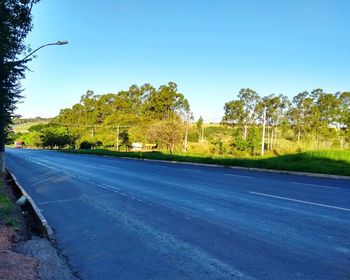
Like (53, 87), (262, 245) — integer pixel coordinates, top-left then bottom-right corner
(270, 129), (274, 150)
(274, 127), (278, 149)
(243, 125), (247, 140)
(0, 115), (5, 173)
(0, 151), (4, 174)
(297, 130), (300, 145)
(340, 137), (343, 149)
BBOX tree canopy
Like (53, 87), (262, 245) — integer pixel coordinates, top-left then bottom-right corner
(0, 0), (39, 172)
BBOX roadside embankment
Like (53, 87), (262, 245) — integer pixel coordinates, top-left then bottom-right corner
(61, 149), (350, 178)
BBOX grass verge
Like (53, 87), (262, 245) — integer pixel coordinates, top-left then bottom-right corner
(61, 149), (350, 177)
(0, 177), (20, 229)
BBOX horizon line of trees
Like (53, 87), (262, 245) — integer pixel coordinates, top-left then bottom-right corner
(9, 84), (350, 155)
(222, 88), (350, 151)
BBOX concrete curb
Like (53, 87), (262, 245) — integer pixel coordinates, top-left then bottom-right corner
(102, 154), (350, 180)
(6, 169), (54, 240)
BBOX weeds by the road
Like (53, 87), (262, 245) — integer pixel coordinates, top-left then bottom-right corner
(61, 149), (350, 177)
(0, 178), (20, 229)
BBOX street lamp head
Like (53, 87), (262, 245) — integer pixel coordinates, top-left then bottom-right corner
(56, 40), (68, 45)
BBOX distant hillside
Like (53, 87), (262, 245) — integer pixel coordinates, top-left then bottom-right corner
(12, 117), (51, 133)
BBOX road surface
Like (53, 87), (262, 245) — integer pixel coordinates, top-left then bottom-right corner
(5, 148), (350, 280)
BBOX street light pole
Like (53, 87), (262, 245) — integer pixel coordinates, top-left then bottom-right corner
(14, 41), (68, 64)
(0, 40), (68, 173)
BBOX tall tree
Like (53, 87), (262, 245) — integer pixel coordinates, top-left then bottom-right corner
(144, 82), (190, 120)
(259, 94), (289, 149)
(222, 88), (260, 139)
(0, 0), (40, 172)
(288, 91), (314, 144)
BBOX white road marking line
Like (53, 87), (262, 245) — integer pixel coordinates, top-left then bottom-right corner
(224, 174), (254, 179)
(30, 160), (60, 171)
(100, 164), (119, 169)
(249, 191), (350, 212)
(182, 168), (203, 172)
(101, 184), (121, 191)
(39, 194), (121, 205)
(39, 198), (82, 205)
(291, 182), (340, 190)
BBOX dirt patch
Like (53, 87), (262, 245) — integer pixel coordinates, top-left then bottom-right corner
(0, 224), (38, 280)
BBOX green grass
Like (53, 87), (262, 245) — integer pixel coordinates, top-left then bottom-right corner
(0, 180), (20, 229)
(61, 149), (350, 176)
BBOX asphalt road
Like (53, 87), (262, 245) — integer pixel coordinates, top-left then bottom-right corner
(5, 148), (350, 280)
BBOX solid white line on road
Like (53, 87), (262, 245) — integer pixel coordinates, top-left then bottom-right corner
(291, 182), (340, 190)
(101, 184), (121, 191)
(224, 174), (254, 179)
(249, 191), (350, 212)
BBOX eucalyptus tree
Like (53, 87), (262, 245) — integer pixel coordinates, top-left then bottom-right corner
(288, 91), (314, 144)
(338, 92), (350, 148)
(222, 88), (260, 139)
(259, 94), (289, 149)
(144, 82), (190, 120)
(0, 0), (40, 173)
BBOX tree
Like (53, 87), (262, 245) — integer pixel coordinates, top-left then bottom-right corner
(147, 119), (183, 153)
(0, 0), (40, 172)
(222, 88), (260, 139)
(144, 82), (190, 120)
(196, 116), (204, 142)
(258, 94), (289, 150)
(288, 91), (314, 144)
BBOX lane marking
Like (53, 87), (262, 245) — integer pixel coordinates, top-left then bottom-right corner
(39, 198), (83, 205)
(224, 174), (254, 179)
(249, 191), (350, 212)
(182, 168), (203, 173)
(38, 193), (121, 205)
(291, 182), (340, 190)
(101, 184), (121, 191)
(30, 160), (60, 171)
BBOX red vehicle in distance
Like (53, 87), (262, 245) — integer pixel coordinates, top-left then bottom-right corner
(15, 141), (25, 148)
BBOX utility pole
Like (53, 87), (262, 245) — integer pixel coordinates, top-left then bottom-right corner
(261, 107), (266, 156)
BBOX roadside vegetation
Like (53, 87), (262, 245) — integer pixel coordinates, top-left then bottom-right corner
(8, 84), (350, 176)
(62, 149), (350, 176)
(0, 177), (19, 229)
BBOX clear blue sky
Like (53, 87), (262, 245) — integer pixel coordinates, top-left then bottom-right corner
(19, 0), (350, 122)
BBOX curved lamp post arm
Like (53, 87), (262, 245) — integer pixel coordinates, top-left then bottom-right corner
(14, 40), (68, 64)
